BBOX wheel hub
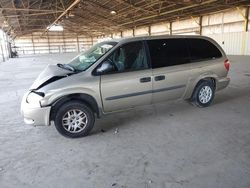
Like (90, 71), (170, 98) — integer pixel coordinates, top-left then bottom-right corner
(198, 86), (212, 104)
(62, 109), (88, 133)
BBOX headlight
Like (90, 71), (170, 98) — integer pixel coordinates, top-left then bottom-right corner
(26, 92), (44, 107)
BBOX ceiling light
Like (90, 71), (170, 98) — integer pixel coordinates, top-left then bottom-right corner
(47, 25), (64, 31)
(110, 10), (116, 15)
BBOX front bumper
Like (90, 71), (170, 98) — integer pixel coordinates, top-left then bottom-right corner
(21, 92), (51, 126)
(216, 77), (230, 91)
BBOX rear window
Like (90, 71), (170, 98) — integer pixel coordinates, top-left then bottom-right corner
(187, 38), (222, 62)
(147, 39), (190, 69)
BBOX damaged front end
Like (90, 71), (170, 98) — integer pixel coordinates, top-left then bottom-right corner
(21, 64), (77, 126)
(30, 64), (76, 90)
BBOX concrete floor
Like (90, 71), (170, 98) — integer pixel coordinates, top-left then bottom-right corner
(0, 54), (249, 188)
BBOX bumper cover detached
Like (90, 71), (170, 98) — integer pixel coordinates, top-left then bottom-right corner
(21, 94), (51, 126)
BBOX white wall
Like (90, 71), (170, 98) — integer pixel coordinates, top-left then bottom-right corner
(202, 8), (249, 55)
(151, 23), (170, 35)
(172, 18), (200, 35)
(122, 30), (133, 37)
(134, 27), (149, 36)
(207, 32), (250, 55)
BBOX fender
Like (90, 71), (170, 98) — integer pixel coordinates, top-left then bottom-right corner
(182, 72), (217, 100)
(49, 93), (101, 122)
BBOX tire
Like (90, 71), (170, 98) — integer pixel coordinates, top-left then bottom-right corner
(191, 80), (215, 107)
(54, 100), (95, 138)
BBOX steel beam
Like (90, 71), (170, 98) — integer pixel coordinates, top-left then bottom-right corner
(43, 0), (80, 35)
(118, 0), (217, 27)
(0, 7), (63, 12)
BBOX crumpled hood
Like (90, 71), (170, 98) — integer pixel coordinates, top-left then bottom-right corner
(30, 64), (73, 90)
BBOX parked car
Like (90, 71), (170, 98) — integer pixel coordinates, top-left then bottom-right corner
(21, 35), (230, 138)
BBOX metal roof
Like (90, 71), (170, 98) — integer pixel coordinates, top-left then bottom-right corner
(0, 0), (249, 37)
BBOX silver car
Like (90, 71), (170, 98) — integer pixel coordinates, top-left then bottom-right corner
(21, 35), (230, 138)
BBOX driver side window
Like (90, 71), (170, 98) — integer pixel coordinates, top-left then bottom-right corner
(107, 41), (149, 73)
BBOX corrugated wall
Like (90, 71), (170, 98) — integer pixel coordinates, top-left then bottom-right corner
(207, 32), (250, 55)
(15, 32), (94, 55)
(151, 23), (170, 36)
(202, 8), (250, 55)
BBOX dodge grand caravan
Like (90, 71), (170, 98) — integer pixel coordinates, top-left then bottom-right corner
(21, 35), (230, 138)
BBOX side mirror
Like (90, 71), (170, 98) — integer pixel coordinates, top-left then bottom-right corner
(95, 60), (115, 75)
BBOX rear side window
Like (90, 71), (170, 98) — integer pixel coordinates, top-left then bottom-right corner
(147, 39), (190, 69)
(188, 38), (222, 62)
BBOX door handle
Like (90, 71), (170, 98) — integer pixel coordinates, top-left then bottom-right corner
(140, 77), (151, 83)
(154, 75), (165, 81)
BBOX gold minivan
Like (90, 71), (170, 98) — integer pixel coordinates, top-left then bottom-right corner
(21, 35), (230, 138)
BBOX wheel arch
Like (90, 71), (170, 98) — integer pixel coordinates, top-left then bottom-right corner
(49, 93), (101, 122)
(195, 77), (216, 89)
(183, 76), (217, 100)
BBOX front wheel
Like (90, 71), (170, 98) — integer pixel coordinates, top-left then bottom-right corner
(191, 80), (215, 107)
(54, 101), (95, 138)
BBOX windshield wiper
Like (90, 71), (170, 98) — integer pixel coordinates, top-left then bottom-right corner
(57, 63), (75, 72)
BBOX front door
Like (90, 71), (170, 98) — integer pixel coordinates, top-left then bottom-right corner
(100, 41), (153, 112)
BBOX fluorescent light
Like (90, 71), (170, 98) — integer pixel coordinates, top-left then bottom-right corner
(47, 25), (64, 31)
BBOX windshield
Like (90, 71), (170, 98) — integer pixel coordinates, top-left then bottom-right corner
(68, 41), (117, 71)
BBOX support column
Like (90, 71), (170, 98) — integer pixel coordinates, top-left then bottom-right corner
(169, 22), (172, 35)
(148, 25), (151, 36)
(4, 33), (9, 60)
(0, 43), (5, 62)
(62, 31), (66, 53)
(0, 32), (5, 60)
(245, 7), (249, 32)
(31, 33), (35, 54)
(47, 32), (51, 53)
(199, 16), (203, 35)
(76, 35), (80, 52)
(91, 37), (94, 46)
(236, 7), (249, 55)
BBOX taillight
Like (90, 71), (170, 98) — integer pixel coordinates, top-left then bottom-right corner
(224, 59), (230, 71)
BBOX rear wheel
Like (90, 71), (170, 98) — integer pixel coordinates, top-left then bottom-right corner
(54, 101), (95, 138)
(191, 80), (215, 107)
